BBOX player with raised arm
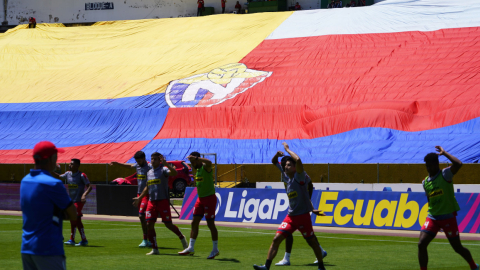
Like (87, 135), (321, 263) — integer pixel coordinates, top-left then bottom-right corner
(54, 158), (92, 247)
(274, 155), (327, 266)
(418, 146), (479, 270)
(110, 151), (153, 248)
(133, 152), (188, 255)
(254, 143), (327, 270)
(178, 151), (220, 259)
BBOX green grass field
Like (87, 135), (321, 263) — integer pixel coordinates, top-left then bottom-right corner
(1, 215), (478, 270)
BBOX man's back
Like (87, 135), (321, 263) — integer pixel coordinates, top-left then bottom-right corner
(146, 166), (170, 201)
(21, 170), (72, 256)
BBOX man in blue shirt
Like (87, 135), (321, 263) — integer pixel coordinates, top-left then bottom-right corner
(21, 141), (77, 270)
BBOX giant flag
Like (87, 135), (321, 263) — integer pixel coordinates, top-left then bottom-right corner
(0, 0), (479, 164)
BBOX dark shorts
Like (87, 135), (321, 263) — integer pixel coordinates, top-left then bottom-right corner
(137, 194), (149, 215)
(277, 213), (315, 239)
(146, 199), (172, 223)
(22, 254), (66, 270)
(193, 194), (217, 220)
(421, 216), (459, 238)
(74, 202), (85, 217)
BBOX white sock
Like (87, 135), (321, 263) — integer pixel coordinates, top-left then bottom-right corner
(319, 244), (324, 253)
(284, 252), (291, 261)
(213, 240), (218, 251)
(189, 238), (196, 249)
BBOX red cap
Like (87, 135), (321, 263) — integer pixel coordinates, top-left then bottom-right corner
(33, 141), (65, 159)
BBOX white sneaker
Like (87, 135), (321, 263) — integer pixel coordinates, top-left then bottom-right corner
(181, 237), (188, 249)
(146, 249), (160, 255)
(207, 249), (219, 259)
(178, 247), (195, 256)
(275, 259), (291, 266)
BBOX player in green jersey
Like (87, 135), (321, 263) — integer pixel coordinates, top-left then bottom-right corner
(179, 152), (219, 259)
(418, 146), (478, 270)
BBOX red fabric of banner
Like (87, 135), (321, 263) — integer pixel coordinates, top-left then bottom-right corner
(156, 27), (480, 140)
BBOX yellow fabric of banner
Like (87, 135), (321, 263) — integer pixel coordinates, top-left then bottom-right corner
(0, 13), (292, 103)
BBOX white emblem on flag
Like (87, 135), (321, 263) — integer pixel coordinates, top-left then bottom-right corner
(165, 63), (272, 108)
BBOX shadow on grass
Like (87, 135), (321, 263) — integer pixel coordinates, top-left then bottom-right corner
(217, 258), (240, 263)
(157, 253), (189, 257)
(68, 245), (104, 248)
(303, 263), (336, 267)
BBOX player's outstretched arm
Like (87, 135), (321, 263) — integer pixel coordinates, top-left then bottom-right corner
(81, 184), (92, 203)
(133, 186), (148, 207)
(109, 161), (134, 168)
(51, 164), (64, 179)
(282, 142), (304, 174)
(188, 155), (213, 172)
(271, 151), (284, 165)
(201, 157), (213, 172)
(160, 155), (177, 177)
(436, 146), (462, 174)
(64, 203), (78, 221)
(312, 210), (326, 216)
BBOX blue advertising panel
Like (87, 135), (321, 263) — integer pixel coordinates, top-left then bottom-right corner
(181, 187), (480, 233)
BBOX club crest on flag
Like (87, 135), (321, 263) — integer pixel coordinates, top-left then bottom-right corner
(165, 63), (272, 108)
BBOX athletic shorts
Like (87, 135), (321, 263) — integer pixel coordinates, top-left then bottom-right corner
(146, 199), (172, 223)
(137, 193), (149, 215)
(277, 213), (315, 239)
(193, 194), (217, 220)
(74, 202), (85, 217)
(22, 254), (66, 270)
(421, 216), (459, 238)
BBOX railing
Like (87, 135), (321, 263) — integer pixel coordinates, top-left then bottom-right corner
(1, 162), (479, 185)
(0, 163), (133, 184)
(216, 165), (246, 187)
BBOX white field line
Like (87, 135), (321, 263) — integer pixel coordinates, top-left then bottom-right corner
(1, 217), (479, 246)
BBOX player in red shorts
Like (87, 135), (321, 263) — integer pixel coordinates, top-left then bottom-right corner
(254, 143), (326, 270)
(55, 158), (92, 247)
(178, 152), (219, 259)
(418, 146), (479, 270)
(110, 151), (153, 247)
(275, 156), (327, 266)
(133, 152), (187, 255)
